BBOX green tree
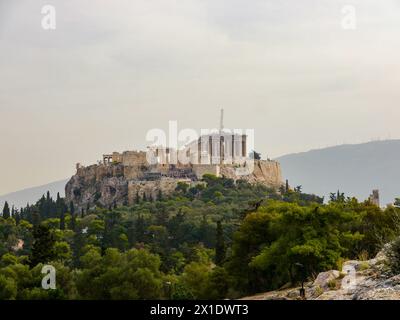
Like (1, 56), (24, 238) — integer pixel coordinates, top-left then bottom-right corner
(60, 210), (65, 230)
(2, 201), (10, 219)
(29, 225), (56, 267)
(215, 221), (226, 266)
(0, 275), (17, 299)
(69, 201), (75, 216)
(70, 213), (76, 231)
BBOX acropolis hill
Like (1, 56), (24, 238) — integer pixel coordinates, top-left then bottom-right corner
(65, 131), (283, 211)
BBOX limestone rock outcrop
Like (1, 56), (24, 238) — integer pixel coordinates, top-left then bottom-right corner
(65, 150), (283, 211)
(240, 249), (400, 300)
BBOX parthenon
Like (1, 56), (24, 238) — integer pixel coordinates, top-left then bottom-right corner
(66, 111), (282, 210)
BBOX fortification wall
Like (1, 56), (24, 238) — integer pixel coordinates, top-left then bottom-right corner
(76, 163), (124, 182)
(67, 151), (283, 211)
(121, 151), (148, 166)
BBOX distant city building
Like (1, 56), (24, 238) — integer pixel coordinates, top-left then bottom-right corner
(369, 189), (380, 207)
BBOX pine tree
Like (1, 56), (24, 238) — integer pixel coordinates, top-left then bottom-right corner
(215, 220), (226, 266)
(143, 193), (147, 202)
(2, 201), (10, 219)
(157, 189), (163, 201)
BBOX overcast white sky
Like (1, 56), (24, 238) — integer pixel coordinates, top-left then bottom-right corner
(0, 0), (399, 195)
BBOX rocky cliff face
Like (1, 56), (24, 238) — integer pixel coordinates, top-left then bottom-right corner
(65, 159), (283, 212)
(65, 164), (129, 211)
(240, 249), (400, 300)
(65, 163), (200, 211)
(220, 160), (282, 188)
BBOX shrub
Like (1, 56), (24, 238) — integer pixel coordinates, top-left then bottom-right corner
(327, 279), (338, 290)
(359, 262), (369, 271)
(385, 237), (400, 274)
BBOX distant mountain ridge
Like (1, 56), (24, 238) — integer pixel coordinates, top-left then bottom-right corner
(0, 179), (68, 209)
(276, 140), (400, 206)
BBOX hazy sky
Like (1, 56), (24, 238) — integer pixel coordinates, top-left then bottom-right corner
(1, 0), (400, 195)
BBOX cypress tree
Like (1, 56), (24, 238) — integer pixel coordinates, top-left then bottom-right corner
(29, 225), (56, 267)
(135, 191), (140, 204)
(56, 192), (62, 215)
(72, 230), (85, 267)
(69, 201), (75, 215)
(215, 220), (226, 266)
(32, 211), (41, 227)
(70, 213), (76, 231)
(60, 210), (65, 230)
(2, 201), (10, 219)
(135, 214), (146, 243)
(155, 206), (169, 225)
(14, 211), (21, 225)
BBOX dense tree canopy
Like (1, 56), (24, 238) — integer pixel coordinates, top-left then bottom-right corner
(0, 176), (399, 299)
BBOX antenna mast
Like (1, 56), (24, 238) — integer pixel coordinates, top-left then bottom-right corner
(220, 108), (224, 132)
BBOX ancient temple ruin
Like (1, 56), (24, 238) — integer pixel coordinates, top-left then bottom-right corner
(65, 111), (283, 210)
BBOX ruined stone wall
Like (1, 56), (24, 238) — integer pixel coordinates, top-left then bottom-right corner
(123, 166), (145, 180)
(76, 163), (124, 182)
(66, 151), (283, 211)
(112, 152), (123, 163)
(121, 151), (148, 166)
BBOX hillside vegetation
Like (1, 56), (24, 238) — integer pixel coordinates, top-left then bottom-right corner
(0, 175), (399, 299)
